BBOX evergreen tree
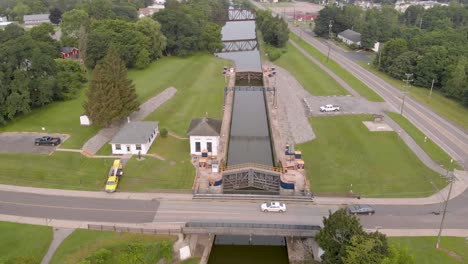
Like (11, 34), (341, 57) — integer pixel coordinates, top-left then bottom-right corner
(83, 47), (139, 127)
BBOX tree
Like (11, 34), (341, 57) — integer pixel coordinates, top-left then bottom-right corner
(135, 49), (150, 69)
(377, 38), (408, 70)
(381, 244), (415, 264)
(315, 209), (366, 264)
(341, 234), (387, 264)
(135, 17), (166, 59)
(54, 59), (87, 100)
(444, 56), (467, 99)
(199, 22), (222, 52)
(83, 47), (139, 127)
(61, 9), (89, 39)
(49, 7), (63, 24)
(5, 70), (31, 119)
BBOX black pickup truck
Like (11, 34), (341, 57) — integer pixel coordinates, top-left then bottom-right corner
(34, 136), (61, 146)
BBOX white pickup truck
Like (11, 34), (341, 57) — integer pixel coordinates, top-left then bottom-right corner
(320, 104), (340, 112)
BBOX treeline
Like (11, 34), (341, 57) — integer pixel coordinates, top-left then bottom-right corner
(256, 10), (289, 60)
(0, 0), (229, 124)
(153, 0), (228, 56)
(0, 23), (86, 124)
(315, 4), (468, 106)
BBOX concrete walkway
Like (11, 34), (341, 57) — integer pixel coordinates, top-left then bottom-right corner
(41, 228), (75, 264)
(81, 87), (177, 155)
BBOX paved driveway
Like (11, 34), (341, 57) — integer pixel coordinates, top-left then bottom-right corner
(0, 133), (67, 154)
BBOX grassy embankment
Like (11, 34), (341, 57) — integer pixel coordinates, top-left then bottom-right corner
(289, 33), (384, 102)
(0, 222), (53, 264)
(359, 62), (468, 130)
(50, 229), (176, 264)
(387, 112), (462, 170)
(389, 237), (468, 264)
(298, 115), (447, 197)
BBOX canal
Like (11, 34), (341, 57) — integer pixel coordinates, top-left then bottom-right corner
(208, 10), (287, 264)
(216, 18), (274, 167)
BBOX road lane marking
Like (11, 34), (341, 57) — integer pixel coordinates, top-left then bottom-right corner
(0, 200), (157, 213)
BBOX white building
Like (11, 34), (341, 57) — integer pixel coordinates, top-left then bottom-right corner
(110, 121), (159, 155)
(79, 114), (92, 126)
(337, 29), (361, 47)
(186, 117), (222, 156)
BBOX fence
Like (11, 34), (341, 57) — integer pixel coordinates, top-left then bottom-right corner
(87, 224), (182, 235)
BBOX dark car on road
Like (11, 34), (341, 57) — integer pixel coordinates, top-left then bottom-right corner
(347, 204), (375, 215)
(34, 136), (61, 146)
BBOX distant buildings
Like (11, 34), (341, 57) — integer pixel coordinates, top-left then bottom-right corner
(0, 16), (14, 28)
(23, 13), (50, 28)
(60, 47), (80, 59)
(138, 0), (165, 18)
(394, 1), (448, 13)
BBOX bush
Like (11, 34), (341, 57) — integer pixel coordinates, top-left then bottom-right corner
(266, 45), (286, 61)
(160, 128), (168, 138)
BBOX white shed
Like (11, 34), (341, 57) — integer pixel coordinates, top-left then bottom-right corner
(80, 114), (92, 126)
(110, 121), (159, 155)
(186, 117), (222, 156)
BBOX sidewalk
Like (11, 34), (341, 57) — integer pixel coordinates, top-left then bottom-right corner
(0, 169), (466, 205)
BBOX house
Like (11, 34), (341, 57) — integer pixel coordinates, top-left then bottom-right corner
(138, 5), (164, 18)
(60, 47), (79, 59)
(186, 117), (222, 156)
(23, 14), (50, 27)
(110, 121), (159, 155)
(337, 29), (361, 47)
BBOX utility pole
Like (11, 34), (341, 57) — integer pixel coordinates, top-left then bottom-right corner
(400, 73), (413, 116)
(435, 159), (454, 249)
(429, 79), (435, 99)
(326, 20), (333, 63)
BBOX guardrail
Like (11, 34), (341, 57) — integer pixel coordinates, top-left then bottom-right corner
(87, 224), (182, 235)
(193, 193), (314, 202)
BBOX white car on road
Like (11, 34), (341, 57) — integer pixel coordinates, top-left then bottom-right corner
(320, 104), (340, 112)
(260, 202), (287, 213)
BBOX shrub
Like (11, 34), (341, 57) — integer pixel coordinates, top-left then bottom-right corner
(160, 128), (168, 138)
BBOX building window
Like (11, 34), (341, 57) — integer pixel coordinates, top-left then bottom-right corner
(195, 142), (201, 152)
(207, 142), (212, 153)
(115, 144), (121, 150)
(136, 144), (141, 150)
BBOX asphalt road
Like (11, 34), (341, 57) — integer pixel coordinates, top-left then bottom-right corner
(1, 190), (467, 230)
(0, 191), (159, 223)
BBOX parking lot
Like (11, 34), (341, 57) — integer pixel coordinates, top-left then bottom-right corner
(303, 95), (391, 117)
(0, 133), (68, 154)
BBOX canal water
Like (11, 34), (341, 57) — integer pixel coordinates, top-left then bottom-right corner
(207, 11), (288, 264)
(217, 19), (273, 167)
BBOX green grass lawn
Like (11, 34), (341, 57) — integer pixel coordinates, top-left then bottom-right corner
(275, 41), (349, 96)
(142, 54), (227, 136)
(0, 222), (53, 264)
(120, 136), (195, 191)
(289, 33), (383, 102)
(50, 229), (176, 264)
(389, 237), (468, 264)
(0, 152), (113, 190)
(0, 91), (99, 149)
(298, 115), (447, 197)
(360, 62), (468, 130)
(0, 53), (227, 148)
(387, 112), (462, 170)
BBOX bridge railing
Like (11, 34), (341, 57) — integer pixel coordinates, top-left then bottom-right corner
(221, 163), (283, 173)
(87, 224), (182, 235)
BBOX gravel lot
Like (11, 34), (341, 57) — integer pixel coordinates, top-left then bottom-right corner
(0, 133), (67, 154)
(304, 95), (391, 117)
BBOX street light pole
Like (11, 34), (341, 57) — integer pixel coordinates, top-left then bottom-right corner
(400, 73), (413, 116)
(435, 159), (454, 249)
(326, 20), (333, 63)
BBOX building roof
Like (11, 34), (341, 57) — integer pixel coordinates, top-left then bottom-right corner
(338, 29), (361, 43)
(186, 117), (222, 137)
(24, 14), (50, 22)
(61, 47), (78, 53)
(110, 121), (159, 144)
(0, 16), (7, 22)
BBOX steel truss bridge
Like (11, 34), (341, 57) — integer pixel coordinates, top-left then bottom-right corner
(227, 9), (256, 21)
(222, 39), (258, 52)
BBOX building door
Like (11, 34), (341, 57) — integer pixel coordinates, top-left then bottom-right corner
(207, 142), (212, 153)
(195, 142), (201, 152)
(127, 145), (131, 152)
